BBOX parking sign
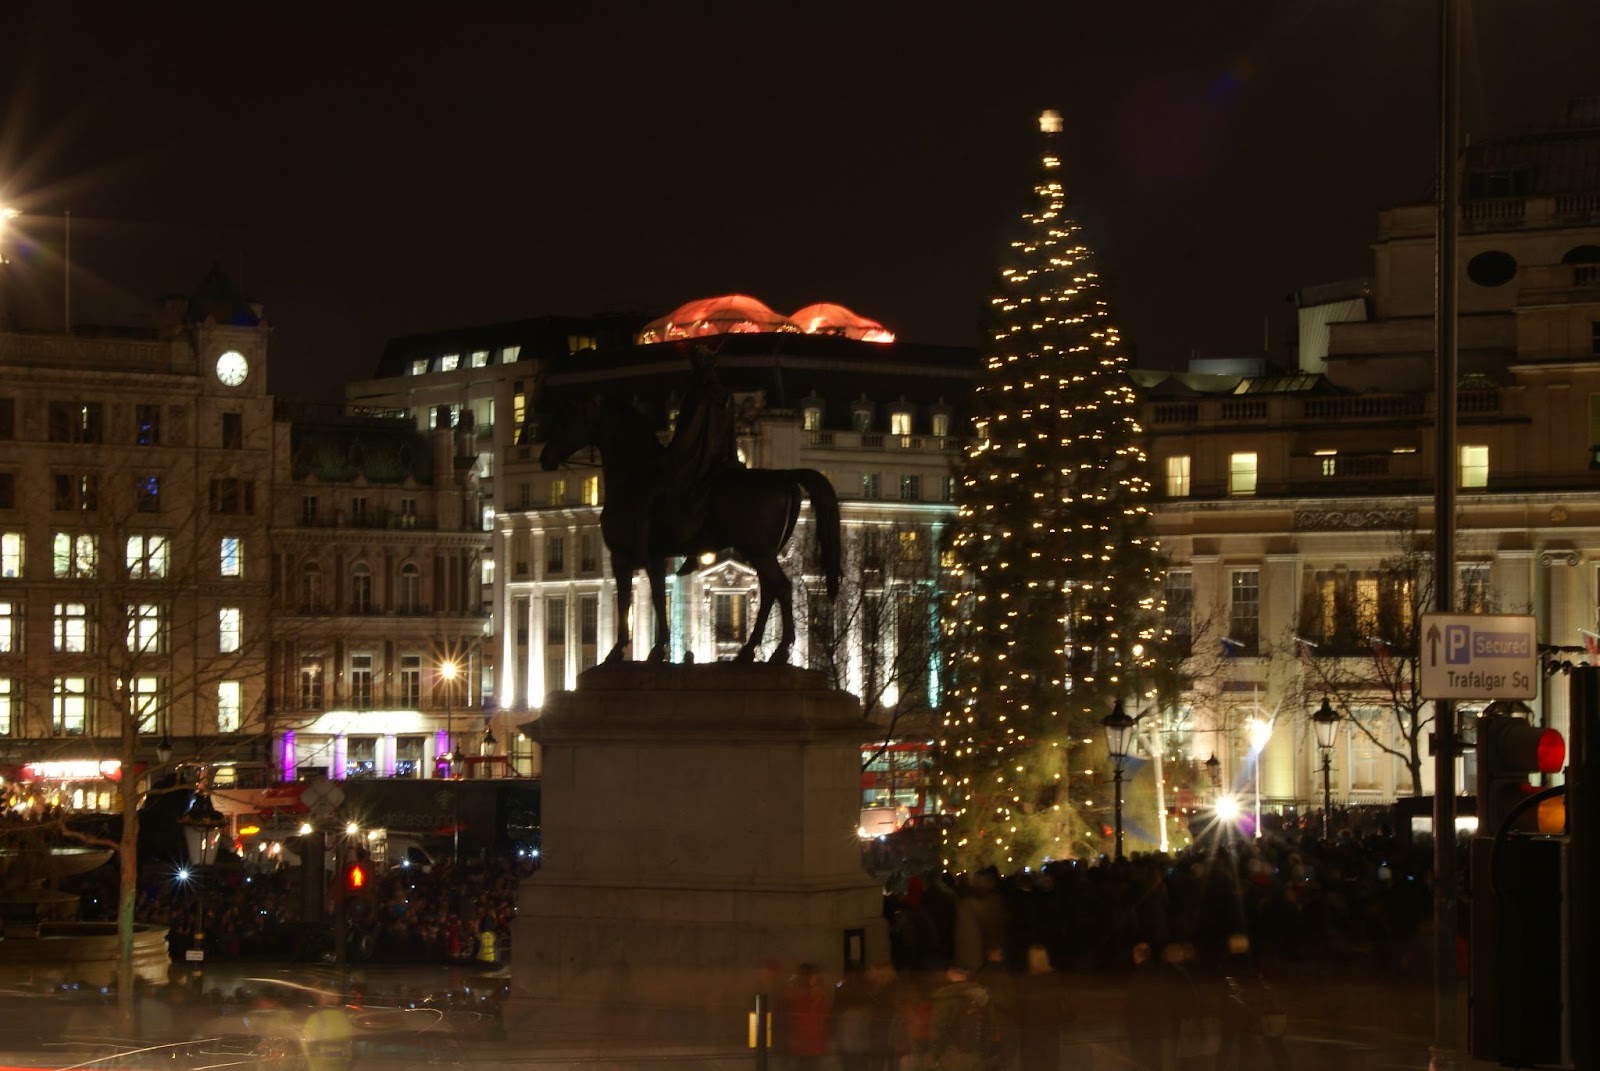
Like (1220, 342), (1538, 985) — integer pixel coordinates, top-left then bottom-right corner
(1418, 613), (1538, 700)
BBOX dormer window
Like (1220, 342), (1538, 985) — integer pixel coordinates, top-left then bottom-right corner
(852, 397), (874, 433)
(411, 360), (429, 376)
(803, 406), (823, 431)
(471, 350), (490, 368)
(890, 409), (913, 436)
(439, 353), (460, 372)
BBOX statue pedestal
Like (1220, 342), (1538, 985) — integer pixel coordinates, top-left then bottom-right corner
(511, 663), (886, 1036)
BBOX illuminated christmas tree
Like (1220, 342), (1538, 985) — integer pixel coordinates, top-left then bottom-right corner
(940, 110), (1164, 872)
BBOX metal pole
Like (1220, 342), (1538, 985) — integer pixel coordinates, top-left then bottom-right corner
(1432, 1), (1461, 1067)
(1322, 752), (1333, 842)
(1113, 765), (1125, 862)
(753, 992), (769, 1071)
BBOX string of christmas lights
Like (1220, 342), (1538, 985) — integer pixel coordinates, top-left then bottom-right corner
(939, 111), (1166, 873)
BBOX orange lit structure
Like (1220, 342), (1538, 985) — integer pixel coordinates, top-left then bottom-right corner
(637, 295), (895, 345)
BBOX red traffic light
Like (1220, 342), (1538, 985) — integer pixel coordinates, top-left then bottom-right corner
(345, 862), (368, 891)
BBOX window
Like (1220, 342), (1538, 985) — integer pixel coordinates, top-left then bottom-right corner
(48, 402), (102, 443)
(219, 607), (241, 653)
(219, 536), (242, 578)
(54, 473), (98, 511)
(1166, 455), (1192, 497)
(302, 496), (318, 524)
(900, 475), (921, 501)
(399, 497), (417, 527)
(803, 405), (823, 431)
(899, 530), (922, 563)
(350, 654), (373, 708)
(548, 479), (567, 507)
(579, 596), (598, 670)
(504, 345), (522, 362)
(853, 408), (872, 433)
(2, 533), (22, 578)
(1348, 708), (1383, 790)
(0, 600), (17, 653)
(472, 396), (495, 432)
(567, 334), (597, 353)
(53, 534), (98, 579)
(217, 681), (241, 733)
(54, 602), (90, 652)
(547, 535), (565, 574)
(862, 473), (881, 500)
(127, 603), (163, 654)
(714, 593), (745, 643)
(932, 412), (951, 438)
(890, 410), (913, 436)
(942, 475), (956, 502)
(1459, 564), (1491, 614)
(400, 654), (422, 707)
(221, 412), (243, 450)
(411, 359), (429, 376)
(0, 474), (11, 509)
(1229, 570), (1260, 652)
(580, 531), (598, 573)
(471, 349), (490, 367)
(1228, 453), (1258, 496)
(351, 563), (373, 613)
(300, 563), (323, 610)
(135, 474), (160, 513)
(299, 657), (323, 710)
(512, 390), (526, 429)
(807, 587), (835, 669)
(1592, 322), (1600, 357)
(398, 563), (421, 612)
(582, 475), (599, 506)
(0, 678), (11, 734)
(546, 597), (566, 645)
(208, 478), (255, 514)
(1164, 569), (1194, 654)
(350, 497), (368, 525)
(126, 535), (167, 579)
(53, 677), (88, 735)
(0, 398), (12, 440)
(1319, 453), (1338, 477)
(129, 677), (160, 734)
(439, 353), (460, 372)
(1460, 444), (1489, 488)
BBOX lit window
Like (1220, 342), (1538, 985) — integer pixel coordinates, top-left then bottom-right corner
(1460, 444), (1489, 488)
(513, 391), (527, 429)
(1229, 453), (1258, 496)
(439, 353), (460, 372)
(300, 657), (324, 710)
(803, 406), (823, 431)
(0, 677), (11, 734)
(548, 479), (567, 507)
(127, 535), (168, 579)
(53, 533), (98, 578)
(130, 677), (160, 734)
(932, 412), (951, 438)
(399, 654), (421, 706)
(411, 359), (429, 376)
(1230, 570), (1260, 651)
(220, 536), (242, 578)
(567, 334), (597, 354)
(1, 532), (22, 578)
(471, 350), (490, 368)
(219, 607), (241, 653)
(890, 411), (912, 436)
(899, 530), (921, 561)
(503, 346), (521, 362)
(218, 681), (241, 733)
(1166, 455), (1191, 497)
(127, 603), (163, 653)
(0, 600), (17, 653)
(53, 602), (89, 652)
(582, 475), (599, 506)
(53, 676), (88, 735)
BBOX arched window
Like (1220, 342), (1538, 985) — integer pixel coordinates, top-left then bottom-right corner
(301, 563), (323, 612)
(351, 563), (373, 614)
(399, 563), (421, 614)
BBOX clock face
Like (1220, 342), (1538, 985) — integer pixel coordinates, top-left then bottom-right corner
(216, 350), (249, 387)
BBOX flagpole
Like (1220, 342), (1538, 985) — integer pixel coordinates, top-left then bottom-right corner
(63, 209), (70, 334)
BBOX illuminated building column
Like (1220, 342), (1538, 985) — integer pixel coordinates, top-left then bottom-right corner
(332, 734), (348, 781)
(382, 734), (397, 778)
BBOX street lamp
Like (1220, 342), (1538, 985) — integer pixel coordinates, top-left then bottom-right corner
(1204, 753), (1221, 793)
(156, 734), (174, 766)
(438, 659), (459, 778)
(1247, 716), (1274, 839)
(1312, 697), (1341, 841)
(1101, 700), (1135, 862)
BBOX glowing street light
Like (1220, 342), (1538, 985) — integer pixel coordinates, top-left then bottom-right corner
(1101, 700), (1136, 861)
(1312, 697), (1342, 841)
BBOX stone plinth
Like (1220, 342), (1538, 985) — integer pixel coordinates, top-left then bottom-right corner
(511, 662), (886, 1032)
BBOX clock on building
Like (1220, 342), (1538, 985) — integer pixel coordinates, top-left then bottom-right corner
(216, 350), (249, 386)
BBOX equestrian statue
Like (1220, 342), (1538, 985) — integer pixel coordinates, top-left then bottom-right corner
(539, 350), (841, 665)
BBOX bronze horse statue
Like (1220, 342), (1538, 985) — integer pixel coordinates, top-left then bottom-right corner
(539, 398), (842, 664)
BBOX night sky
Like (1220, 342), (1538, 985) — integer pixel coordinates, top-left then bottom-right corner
(2, 2), (1597, 400)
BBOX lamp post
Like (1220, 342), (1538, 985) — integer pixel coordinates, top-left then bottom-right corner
(1204, 753), (1221, 794)
(438, 660), (459, 778)
(156, 734), (174, 766)
(1247, 716), (1274, 839)
(1101, 700), (1135, 862)
(1312, 697), (1341, 842)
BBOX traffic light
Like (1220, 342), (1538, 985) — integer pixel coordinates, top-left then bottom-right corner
(344, 860), (369, 893)
(1476, 712), (1565, 836)
(1469, 710), (1568, 1066)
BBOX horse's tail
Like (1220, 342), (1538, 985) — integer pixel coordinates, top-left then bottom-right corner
(792, 469), (842, 599)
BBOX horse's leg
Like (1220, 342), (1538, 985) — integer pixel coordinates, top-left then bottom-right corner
(768, 567), (795, 665)
(646, 560), (669, 662)
(606, 558), (634, 664)
(737, 557), (783, 663)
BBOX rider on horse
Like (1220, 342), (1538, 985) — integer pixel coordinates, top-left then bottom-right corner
(654, 347), (742, 567)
